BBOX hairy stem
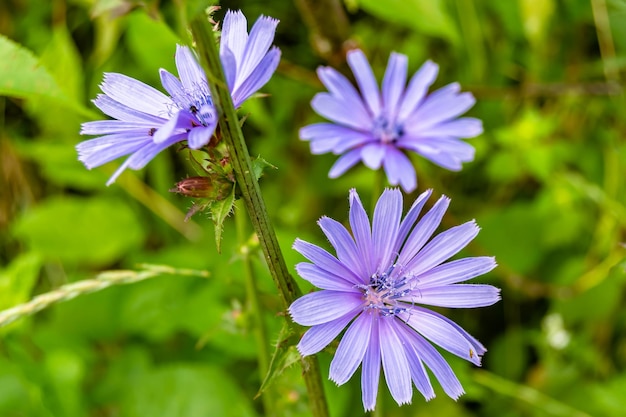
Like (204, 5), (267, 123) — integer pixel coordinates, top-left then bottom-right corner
(190, 16), (329, 417)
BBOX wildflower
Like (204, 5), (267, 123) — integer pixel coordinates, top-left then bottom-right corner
(289, 188), (499, 411)
(300, 50), (482, 193)
(77, 10), (280, 185)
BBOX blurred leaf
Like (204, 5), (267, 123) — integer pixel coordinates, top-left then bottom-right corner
(487, 328), (529, 381)
(519, 0), (556, 45)
(13, 196), (146, 266)
(0, 253), (41, 333)
(258, 322), (299, 398)
(356, 0), (459, 44)
(122, 365), (258, 417)
(125, 11), (179, 77)
(44, 349), (85, 417)
(0, 35), (93, 118)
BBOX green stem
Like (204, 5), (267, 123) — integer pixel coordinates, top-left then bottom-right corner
(190, 16), (329, 417)
(235, 200), (274, 416)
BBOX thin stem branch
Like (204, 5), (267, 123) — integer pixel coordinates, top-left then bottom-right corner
(190, 16), (329, 417)
(0, 264), (209, 328)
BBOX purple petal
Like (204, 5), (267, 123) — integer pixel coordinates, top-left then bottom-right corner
(397, 60), (438, 123)
(394, 324), (435, 400)
(312, 93), (372, 131)
(403, 307), (485, 365)
(220, 48), (238, 91)
(395, 189), (432, 252)
(397, 195), (450, 268)
(300, 123), (372, 155)
(318, 216), (369, 279)
(329, 313), (372, 384)
(379, 318), (412, 406)
(297, 312), (355, 356)
(382, 52), (408, 120)
(175, 45), (206, 91)
(409, 284), (501, 308)
(416, 117), (483, 138)
(76, 133), (151, 169)
(81, 120), (156, 135)
(348, 189), (375, 276)
(404, 329), (465, 399)
(236, 15), (279, 90)
(100, 73), (172, 117)
(360, 143), (387, 170)
(153, 110), (194, 144)
(372, 188), (403, 270)
(317, 66), (371, 123)
(406, 220), (480, 275)
(295, 262), (356, 291)
(92, 94), (166, 124)
(382, 148), (416, 193)
(407, 83), (475, 128)
(220, 10), (248, 65)
(416, 257), (497, 287)
(293, 238), (362, 284)
(188, 125), (216, 149)
(328, 148), (362, 178)
(232, 47), (280, 107)
(159, 69), (185, 100)
(288, 290), (362, 326)
(347, 49), (381, 117)
(361, 317), (381, 411)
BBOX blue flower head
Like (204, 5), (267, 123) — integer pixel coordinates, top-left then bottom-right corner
(77, 10), (280, 185)
(289, 188), (500, 411)
(300, 50), (482, 193)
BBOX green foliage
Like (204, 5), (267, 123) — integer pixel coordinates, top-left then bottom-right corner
(2, 0), (626, 416)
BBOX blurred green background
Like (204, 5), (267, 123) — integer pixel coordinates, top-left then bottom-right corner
(1, 0), (626, 416)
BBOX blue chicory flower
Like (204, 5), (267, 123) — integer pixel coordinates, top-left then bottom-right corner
(300, 50), (482, 193)
(289, 188), (499, 411)
(77, 10), (280, 185)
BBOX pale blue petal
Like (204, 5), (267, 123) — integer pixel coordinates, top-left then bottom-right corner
(382, 52), (408, 120)
(317, 66), (371, 123)
(295, 262), (356, 291)
(188, 125), (216, 149)
(360, 143), (386, 169)
(379, 317), (412, 406)
(347, 49), (381, 117)
(329, 313), (372, 384)
(397, 195), (449, 268)
(382, 148), (416, 193)
(159, 69), (185, 101)
(394, 324), (435, 400)
(397, 60), (438, 123)
(395, 189), (432, 253)
(407, 84), (475, 128)
(297, 312), (355, 356)
(220, 10), (248, 65)
(76, 133), (150, 169)
(403, 307), (485, 365)
(81, 120), (156, 135)
(220, 47), (238, 91)
(409, 284), (501, 308)
(312, 93), (372, 131)
(349, 189), (375, 276)
(175, 45), (206, 91)
(328, 148), (362, 178)
(100, 73), (172, 117)
(93, 95), (166, 124)
(361, 317), (381, 411)
(236, 15), (278, 90)
(289, 290), (362, 326)
(404, 329), (465, 399)
(406, 220), (480, 275)
(318, 216), (368, 279)
(300, 123), (372, 155)
(153, 109), (194, 144)
(293, 238), (362, 284)
(416, 117), (483, 138)
(232, 46), (280, 107)
(416, 257), (497, 287)
(372, 188), (403, 270)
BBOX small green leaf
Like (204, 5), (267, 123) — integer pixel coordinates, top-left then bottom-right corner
(0, 252), (42, 333)
(209, 185), (236, 252)
(257, 322), (300, 398)
(251, 156), (277, 181)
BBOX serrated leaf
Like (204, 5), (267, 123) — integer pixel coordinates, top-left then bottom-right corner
(251, 156), (277, 181)
(0, 35), (94, 118)
(256, 322), (300, 398)
(209, 185), (236, 252)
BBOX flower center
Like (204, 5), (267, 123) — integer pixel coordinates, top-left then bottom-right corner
(372, 116), (403, 144)
(171, 82), (216, 127)
(360, 264), (411, 316)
